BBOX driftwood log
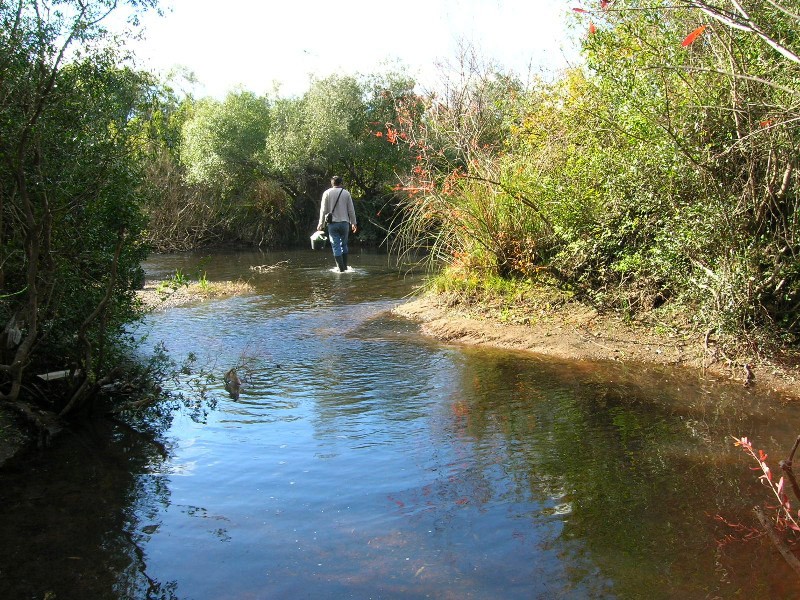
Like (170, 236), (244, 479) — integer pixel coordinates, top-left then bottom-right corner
(754, 505), (800, 578)
(752, 435), (800, 576)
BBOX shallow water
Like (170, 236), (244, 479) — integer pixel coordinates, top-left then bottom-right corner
(2, 248), (800, 599)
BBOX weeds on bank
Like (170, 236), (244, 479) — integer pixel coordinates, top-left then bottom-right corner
(154, 269), (252, 300)
(197, 270), (210, 292)
(192, 279), (252, 298)
(141, 271), (253, 312)
(426, 267), (574, 325)
(156, 268), (190, 294)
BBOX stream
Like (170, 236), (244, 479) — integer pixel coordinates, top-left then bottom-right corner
(2, 248), (800, 599)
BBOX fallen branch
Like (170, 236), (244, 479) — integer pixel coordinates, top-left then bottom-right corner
(780, 436), (800, 505)
(754, 505), (800, 577)
(250, 261), (289, 273)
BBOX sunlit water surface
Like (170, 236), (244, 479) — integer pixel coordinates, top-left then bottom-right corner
(2, 249), (800, 599)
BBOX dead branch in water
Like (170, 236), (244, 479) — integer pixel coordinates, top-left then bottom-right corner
(249, 261), (289, 273)
(780, 436), (800, 506)
(754, 505), (800, 578)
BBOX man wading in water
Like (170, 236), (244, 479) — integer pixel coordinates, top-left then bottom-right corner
(318, 176), (357, 272)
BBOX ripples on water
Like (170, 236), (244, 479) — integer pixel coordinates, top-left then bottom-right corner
(3, 249), (800, 599)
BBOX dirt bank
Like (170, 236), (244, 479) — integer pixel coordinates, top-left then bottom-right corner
(394, 294), (800, 401)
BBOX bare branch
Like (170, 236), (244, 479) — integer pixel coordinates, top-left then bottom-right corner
(764, 0), (800, 21)
(683, 1), (800, 64)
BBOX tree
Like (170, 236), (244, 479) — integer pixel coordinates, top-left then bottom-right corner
(265, 72), (419, 242)
(394, 0), (800, 346)
(180, 91), (271, 193)
(0, 0), (160, 421)
(175, 90), (294, 246)
(573, 0), (800, 336)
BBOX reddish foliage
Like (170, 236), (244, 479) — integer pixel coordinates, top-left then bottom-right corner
(681, 25), (707, 47)
(733, 436), (800, 531)
(712, 513), (763, 547)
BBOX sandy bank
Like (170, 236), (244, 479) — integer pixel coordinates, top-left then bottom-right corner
(394, 294), (800, 401)
(136, 280), (254, 311)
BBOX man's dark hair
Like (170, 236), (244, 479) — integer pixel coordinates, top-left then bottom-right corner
(331, 176), (343, 186)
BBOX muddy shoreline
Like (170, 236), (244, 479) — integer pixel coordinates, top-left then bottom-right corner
(393, 295), (800, 402)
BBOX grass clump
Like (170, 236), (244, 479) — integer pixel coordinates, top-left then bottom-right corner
(427, 267), (575, 326)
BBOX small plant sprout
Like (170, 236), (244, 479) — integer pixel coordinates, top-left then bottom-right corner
(198, 270), (210, 292)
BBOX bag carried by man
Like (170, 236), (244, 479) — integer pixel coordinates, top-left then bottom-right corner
(324, 188), (344, 224)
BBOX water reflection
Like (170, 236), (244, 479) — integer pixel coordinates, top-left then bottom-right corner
(436, 348), (800, 599)
(0, 419), (178, 599)
(3, 249), (800, 599)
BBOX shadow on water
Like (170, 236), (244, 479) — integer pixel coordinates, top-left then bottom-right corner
(431, 348), (800, 599)
(0, 418), (178, 599)
(3, 249), (800, 599)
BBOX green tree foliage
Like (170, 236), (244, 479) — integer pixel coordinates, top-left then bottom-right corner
(396, 2), (800, 347)
(0, 0), (159, 417)
(132, 81), (224, 251)
(180, 91), (271, 192)
(177, 90), (293, 246)
(139, 73), (422, 250)
(143, 71), (420, 248)
(265, 72), (419, 242)
(577, 0), (800, 336)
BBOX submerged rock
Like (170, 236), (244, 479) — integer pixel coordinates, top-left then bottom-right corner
(224, 368), (241, 400)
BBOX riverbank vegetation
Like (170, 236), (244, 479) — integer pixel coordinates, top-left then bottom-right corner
(394, 1), (800, 366)
(137, 270), (255, 311)
(2, 0), (800, 451)
(1, 0), (161, 430)
(137, 71), (420, 250)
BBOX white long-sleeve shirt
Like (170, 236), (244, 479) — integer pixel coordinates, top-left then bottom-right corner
(318, 186), (357, 230)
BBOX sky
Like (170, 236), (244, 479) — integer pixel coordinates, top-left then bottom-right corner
(119, 0), (580, 99)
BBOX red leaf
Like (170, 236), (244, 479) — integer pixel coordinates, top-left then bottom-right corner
(589, 22), (597, 34)
(601, 0), (610, 9)
(573, 7), (588, 13)
(760, 119), (773, 127)
(681, 25), (707, 47)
